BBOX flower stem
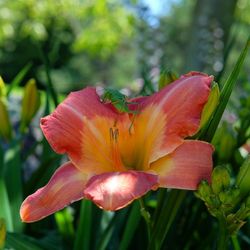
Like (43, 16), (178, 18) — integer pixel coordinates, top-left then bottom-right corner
(231, 235), (241, 250)
(139, 198), (151, 240)
(217, 218), (229, 250)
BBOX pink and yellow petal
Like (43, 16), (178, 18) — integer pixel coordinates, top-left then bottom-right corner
(20, 162), (89, 223)
(41, 87), (130, 173)
(127, 72), (213, 165)
(150, 140), (214, 190)
(84, 171), (158, 211)
(146, 72), (213, 139)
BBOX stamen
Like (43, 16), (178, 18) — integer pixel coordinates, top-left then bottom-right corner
(109, 127), (124, 171)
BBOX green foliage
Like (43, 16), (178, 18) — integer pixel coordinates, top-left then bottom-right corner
(0, 1), (250, 250)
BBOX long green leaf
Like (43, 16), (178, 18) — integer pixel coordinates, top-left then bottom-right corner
(5, 233), (45, 250)
(118, 202), (141, 250)
(0, 178), (13, 232)
(202, 37), (250, 142)
(55, 207), (74, 247)
(148, 190), (186, 250)
(7, 63), (32, 96)
(4, 140), (23, 232)
(74, 200), (92, 250)
(36, 43), (58, 107)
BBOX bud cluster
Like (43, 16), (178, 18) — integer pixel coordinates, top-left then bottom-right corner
(196, 164), (250, 235)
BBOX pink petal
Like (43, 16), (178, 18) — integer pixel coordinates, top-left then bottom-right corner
(84, 171), (158, 210)
(41, 87), (128, 165)
(150, 140), (214, 190)
(129, 72), (213, 163)
(20, 162), (88, 223)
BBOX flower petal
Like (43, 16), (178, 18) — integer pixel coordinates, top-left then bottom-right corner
(84, 171), (158, 210)
(40, 87), (127, 165)
(128, 72), (213, 165)
(20, 162), (88, 223)
(150, 140), (214, 190)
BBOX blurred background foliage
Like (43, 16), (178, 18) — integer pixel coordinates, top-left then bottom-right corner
(0, 0), (250, 249)
(0, 0), (249, 92)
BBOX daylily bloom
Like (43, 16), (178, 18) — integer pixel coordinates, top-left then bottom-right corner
(20, 72), (214, 223)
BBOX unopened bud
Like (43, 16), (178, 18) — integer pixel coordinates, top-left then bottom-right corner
(0, 77), (5, 98)
(211, 166), (231, 194)
(0, 218), (6, 249)
(197, 180), (212, 201)
(0, 99), (12, 140)
(158, 70), (178, 90)
(219, 188), (240, 207)
(200, 82), (220, 128)
(20, 79), (40, 133)
(236, 156), (250, 198)
(213, 123), (236, 162)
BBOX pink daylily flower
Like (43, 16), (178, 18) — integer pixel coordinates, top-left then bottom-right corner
(20, 71), (214, 223)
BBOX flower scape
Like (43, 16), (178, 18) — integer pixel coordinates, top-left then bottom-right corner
(20, 72), (214, 223)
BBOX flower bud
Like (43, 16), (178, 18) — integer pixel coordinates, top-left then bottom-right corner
(20, 79), (40, 133)
(200, 82), (220, 128)
(212, 122), (236, 162)
(211, 166), (231, 194)
(0, 99), (12, 141)
(196, 180), (212, 201)
(236, 156), (250, 198)
(219, 188), (240, 207)
(0, 218), (6, 249)
(158, 70), (178, 90)
(0, 77), (5, 98)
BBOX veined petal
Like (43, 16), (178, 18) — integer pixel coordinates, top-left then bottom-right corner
(41, 87), (129, 173)
(128, 72), (213, 165)
(84, 171), (158, 210)
(20, 162), (88, 223)
(150, 140), (214, 190)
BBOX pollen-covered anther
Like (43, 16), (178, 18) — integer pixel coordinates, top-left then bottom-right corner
(109, 127), (124, 171)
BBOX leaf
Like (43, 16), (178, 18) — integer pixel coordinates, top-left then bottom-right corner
(0, 179), (13, 232)
(201, 37), (250, 142)
(4, 140), (23, 232)
(54, 207), (74, 247)
(5, 233), (45, 250)
(6, 63), (32, 96)
(118, 202), (141, 250)
(149, 190), (186, 250)
(236, 156), (250, 198)
(73, 200), (92, 250)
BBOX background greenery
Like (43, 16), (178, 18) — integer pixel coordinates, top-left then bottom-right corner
(0, 0), (250, 249)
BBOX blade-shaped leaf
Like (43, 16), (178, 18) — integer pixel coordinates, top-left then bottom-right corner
(5, 233), (44, 250)
(7, 63), (32, 96)
(118, 202), (141, 250)
(4, 140), (23, 232)
(201, 37), (250, 142)
(0, 178), (13, 232)
(73, 200), (92, 250)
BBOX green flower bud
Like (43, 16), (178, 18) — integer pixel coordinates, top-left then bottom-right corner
(212, 122), (237, 162)
(158, 70), (178, 90)
(211, 166), (231, 194)
(236, 156), (250, 198)
(20, 79), (40, 133)
(0, 99), (12, 141)
(219, 188), (240, 213)
(0, 218), (6, 249)
(0, 77), (5, 98)
(200, 82), (220, 129)
(196, 180), (212, 201)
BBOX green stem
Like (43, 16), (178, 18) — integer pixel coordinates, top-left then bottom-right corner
(231, 235), (241, 250)
(217, 219), (229, 250)
(139, 198), (151, 240)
